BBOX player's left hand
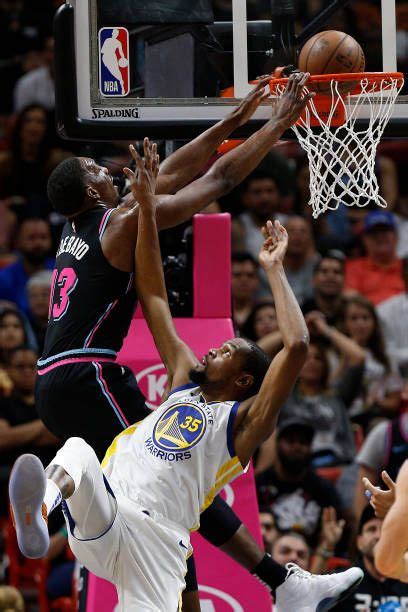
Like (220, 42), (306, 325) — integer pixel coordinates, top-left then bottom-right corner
(259, 220), (288, 269)
(230, 77), (271, 126)
(123, 137), (159, 204)
(363, 470), (396, 519)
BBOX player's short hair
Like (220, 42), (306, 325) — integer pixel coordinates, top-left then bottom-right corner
(47, 158), (86, 216)
(240, 338), (271, 399)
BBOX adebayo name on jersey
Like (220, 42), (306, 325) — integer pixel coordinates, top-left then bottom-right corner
(56, 235), (89, 260)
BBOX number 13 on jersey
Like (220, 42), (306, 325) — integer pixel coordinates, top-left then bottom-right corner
(49, 267), (78, 321)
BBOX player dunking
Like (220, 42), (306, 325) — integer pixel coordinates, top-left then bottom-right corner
(32, 74), (319, 609)
(10, 141), (363, 611)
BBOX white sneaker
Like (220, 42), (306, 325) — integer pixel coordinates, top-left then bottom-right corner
(9, 454), (49, 559)
(275, 562), (364, 611)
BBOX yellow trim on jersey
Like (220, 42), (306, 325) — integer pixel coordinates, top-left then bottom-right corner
(189, 457), (244, 531)
(101, 421), (141, 468)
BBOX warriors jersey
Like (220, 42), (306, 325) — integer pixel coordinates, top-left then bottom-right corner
(42, 206), (137, 361)
(102, 383), (246, 532)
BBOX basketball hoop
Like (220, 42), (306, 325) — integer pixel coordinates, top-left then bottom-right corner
(269, 72), (404, 218)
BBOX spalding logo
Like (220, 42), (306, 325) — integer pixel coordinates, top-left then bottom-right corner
(136, 363), (168, 409)
(198, 585), (244, 612)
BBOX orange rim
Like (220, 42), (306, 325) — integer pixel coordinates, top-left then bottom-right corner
(269, 71), (404, 96)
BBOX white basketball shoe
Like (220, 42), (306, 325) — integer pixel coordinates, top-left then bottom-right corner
(275, 562), (364, 611)
(9, 454), (49, 559)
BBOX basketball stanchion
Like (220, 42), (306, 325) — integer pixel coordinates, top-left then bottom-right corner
(269, 72), (404, 218)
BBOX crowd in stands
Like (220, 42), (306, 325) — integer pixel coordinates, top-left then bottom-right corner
(0, 0), (408, 609)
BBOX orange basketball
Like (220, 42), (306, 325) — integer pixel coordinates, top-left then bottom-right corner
(298, 30), (365, 93)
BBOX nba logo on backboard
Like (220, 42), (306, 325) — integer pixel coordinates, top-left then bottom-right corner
(98, 27), (129, 96)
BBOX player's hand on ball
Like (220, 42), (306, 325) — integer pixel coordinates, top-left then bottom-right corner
(123, 138), (160, 205)
(363, 470), (396, 519)
(271, 71), (314, 129)
(259, 220), (288, 269)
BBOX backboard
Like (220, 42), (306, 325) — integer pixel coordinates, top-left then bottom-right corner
(54, 0), (408, 140)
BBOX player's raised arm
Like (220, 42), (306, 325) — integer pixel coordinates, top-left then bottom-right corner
(154, 72), (313, 230)
(126, 139), (199, 388)
(154, 78), (271, 195)
(375, 460), (408, 582)
(233, 221), (309, 467)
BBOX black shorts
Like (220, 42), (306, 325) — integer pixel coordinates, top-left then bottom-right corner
(36, 360), (150, 461)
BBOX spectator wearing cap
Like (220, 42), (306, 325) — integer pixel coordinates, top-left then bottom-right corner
(332, 505), (408, 610)
(377, 258), (408, 376)
(345, 211), (404, 305)
(302, 252), (346, 327)
(231, 252), (260, 332)
(256, 417), (344, 547)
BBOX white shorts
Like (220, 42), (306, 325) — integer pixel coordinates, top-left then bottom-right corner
(53, 438), (189, 612)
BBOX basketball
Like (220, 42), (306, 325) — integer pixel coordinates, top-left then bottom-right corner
(118, 57), (128, 68)
(298, 30), (365, 93)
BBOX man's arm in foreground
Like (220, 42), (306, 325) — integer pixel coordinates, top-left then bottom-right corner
(104, 73), (312, 272)
(154, 72), (312, 230)
(375, 460), (408, 581)
(128, 141), (199, 390)
(233, 221), (309, 467)
(155, 78), (271, 195)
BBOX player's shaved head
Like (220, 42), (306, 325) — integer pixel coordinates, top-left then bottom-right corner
(47, 157), (87, 216)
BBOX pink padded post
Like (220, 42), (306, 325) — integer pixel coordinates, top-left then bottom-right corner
(193, 213), (231, 318)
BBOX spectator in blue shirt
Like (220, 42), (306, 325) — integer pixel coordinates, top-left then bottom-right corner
(0, 217), (53, 315)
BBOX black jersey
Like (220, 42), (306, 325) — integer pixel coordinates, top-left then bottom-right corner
(41, 206), (137, 362)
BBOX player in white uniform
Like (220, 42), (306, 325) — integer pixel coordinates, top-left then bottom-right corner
(9, 141), (364, 611)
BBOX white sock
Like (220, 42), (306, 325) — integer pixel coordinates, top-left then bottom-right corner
(43, 479), (62, 516)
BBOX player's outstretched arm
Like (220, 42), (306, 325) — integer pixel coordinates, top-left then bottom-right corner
(127, 139), (199, 389)
(154, 72), (313, 230)
(155, 78), (271, 195)
(375, 460), (408, 582)
(233, 221), (309, 468)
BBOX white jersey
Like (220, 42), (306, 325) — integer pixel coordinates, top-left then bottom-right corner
(102, 383), (246, 532)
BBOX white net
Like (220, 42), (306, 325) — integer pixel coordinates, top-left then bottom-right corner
(273, 75), (404, 218)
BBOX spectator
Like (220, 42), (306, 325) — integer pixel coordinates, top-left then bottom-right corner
(0, 346), (58, 464)
(241, 301), (277, 342)
(0, 105), (71, 220)
(271, 532), (311, 571)
(284, 216), (319, 306)
(342, 295), (402, 426)
(260, 341), (358, 468)
(345, 211), (404, 305)
(14, 36), (55, 112)
(231, 252), (260, 332)
(0, 217), (54, 314)
(354, 413), (408, 522)
(302, 252), (346, 326)
(258, 506), (278, 554)
(256, 417), (344, 546)
(0, 308), (27, 366)
(332, 505), (408, 610)
(0, 346), (59, 513)
(26, 269), (52, 352)
(231, 172), (286, 296)
(377, 258), (408, 376)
